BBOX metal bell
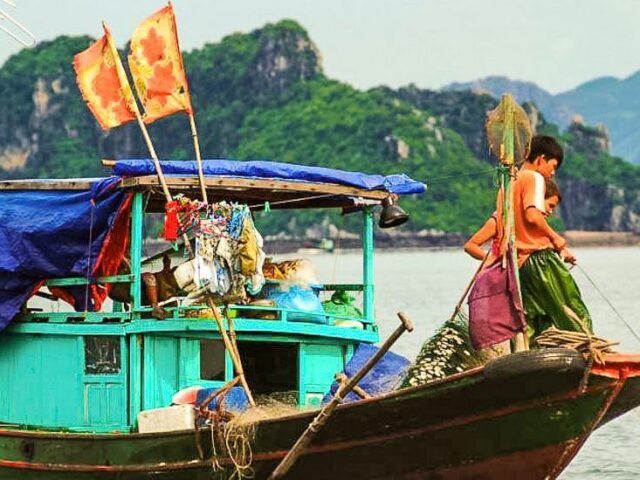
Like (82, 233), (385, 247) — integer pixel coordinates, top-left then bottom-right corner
(378, 197), (409, 228)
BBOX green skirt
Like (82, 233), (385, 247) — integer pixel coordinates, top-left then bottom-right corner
(519, 249), (593, 342)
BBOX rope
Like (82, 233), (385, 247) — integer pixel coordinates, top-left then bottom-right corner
(210, 422), (222, 471)
(248, 193), (337, 210)
(535, 325), (618, 393)
(576, 264), (640, 346)
(224, 422), (255, 480)
(535, 327), (618, 363)
(426, 168), (495, 185)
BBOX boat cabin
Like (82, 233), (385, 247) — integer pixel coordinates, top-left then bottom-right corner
(0, 159), (424, 433)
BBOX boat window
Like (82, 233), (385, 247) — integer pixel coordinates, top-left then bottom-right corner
(238, 342), (298, 400)
(200, 340), (225, 381)
(84, 336), (121, 374)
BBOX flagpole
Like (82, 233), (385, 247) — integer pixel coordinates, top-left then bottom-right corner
(188, 112), (208, 203)
(103, 22), (173, 205)
(104, 22), (255, 405)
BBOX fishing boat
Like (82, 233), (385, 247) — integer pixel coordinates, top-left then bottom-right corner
(0, 159), (639, 480)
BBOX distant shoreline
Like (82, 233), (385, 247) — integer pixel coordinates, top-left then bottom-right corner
(145, 231), (640, 258)
(562, 230), (640, 247)
(267, 230), (640, 254)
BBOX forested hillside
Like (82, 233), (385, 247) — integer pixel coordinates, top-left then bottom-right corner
(1, 20), (639, 235)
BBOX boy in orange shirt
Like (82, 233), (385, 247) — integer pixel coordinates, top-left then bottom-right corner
(464, 178), (562, 262)
(469, 135), (592, 344)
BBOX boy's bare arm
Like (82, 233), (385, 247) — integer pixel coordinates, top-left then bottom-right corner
(524, 207), (563, 246)
(464, 218), (496, 261)
(524, 207), (576, 263)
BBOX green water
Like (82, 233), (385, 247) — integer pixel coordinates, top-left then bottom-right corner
(310, 246), (640, 479)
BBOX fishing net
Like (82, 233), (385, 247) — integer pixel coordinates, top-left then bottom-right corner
(485, 94), (533, 165)
(400, 311), (488, 388)
(206, 395), (303, 479)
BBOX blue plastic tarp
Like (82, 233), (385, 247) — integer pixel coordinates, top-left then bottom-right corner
(196, 386), (249, 413)
(322, 343), (410, 404)
(113, 159), (426, 195)
(0, 178), (130, 331)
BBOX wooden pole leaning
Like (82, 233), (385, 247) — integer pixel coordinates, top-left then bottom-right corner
(104, 21), (173, 204)
(134, 125), (255, 404)
(188, 113), (208, 204)
(450, 251), (489, 321)
(186, 113), (252, 404)
(135, 116), (173, 203)
(268, 312), (414, 480)
(207, 298), (255, 406)
(136, 118), (254, 404)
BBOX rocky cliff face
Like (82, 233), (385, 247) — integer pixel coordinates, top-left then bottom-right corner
(566, 117), (610, 157)
(558, 118), (640, 231)
(390, 86), (640, 232)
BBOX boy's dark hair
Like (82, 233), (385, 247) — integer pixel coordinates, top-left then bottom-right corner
(527, 135), (564, 167)
(545, 178), (562, 203)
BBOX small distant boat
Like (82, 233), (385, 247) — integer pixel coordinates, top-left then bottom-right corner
(298, 238), (335, 255)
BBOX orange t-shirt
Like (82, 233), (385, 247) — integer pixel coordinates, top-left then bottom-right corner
(496, 169), (553, 266)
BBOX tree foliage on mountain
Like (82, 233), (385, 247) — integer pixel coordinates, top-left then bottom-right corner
(1, 20), (638, 235)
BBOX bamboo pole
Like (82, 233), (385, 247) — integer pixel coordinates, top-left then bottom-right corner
(268, 312), (414, 480)
(188, 113), (208, 204)
(135, 116), (173, 203)
(497, 95), (528, 352)
(104, 25), (254, 404)
(206, 299), (254, 406)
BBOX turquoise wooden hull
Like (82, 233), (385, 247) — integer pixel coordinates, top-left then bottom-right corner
(0, 352), (639, 480)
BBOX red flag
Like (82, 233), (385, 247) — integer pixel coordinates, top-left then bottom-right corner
(73, 24), (138, 130)
(128, 4), (192, 123)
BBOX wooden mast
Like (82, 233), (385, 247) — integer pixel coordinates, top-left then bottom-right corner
(495, 94), (529, 351)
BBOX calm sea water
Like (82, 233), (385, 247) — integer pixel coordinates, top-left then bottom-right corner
(309, 246), (640, 479)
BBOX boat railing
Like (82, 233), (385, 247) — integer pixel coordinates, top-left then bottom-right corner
(135, 282), (373, 330)
(21, 281), (374, 332)
(43, 274), (133, 287)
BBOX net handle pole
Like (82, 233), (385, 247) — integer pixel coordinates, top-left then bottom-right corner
(450, 251), (489, 321)
(268, 312), (414, 480)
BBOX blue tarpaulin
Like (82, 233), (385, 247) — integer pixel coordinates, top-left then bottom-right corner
(113, 159), (426, 195)
(322, 343), (410, 404)
(0, 159), (423, 331)
(0, 178), (130, 331)
(196, 386), (249, 413)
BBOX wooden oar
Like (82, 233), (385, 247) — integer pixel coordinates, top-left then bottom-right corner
(268, 312), (414, 480)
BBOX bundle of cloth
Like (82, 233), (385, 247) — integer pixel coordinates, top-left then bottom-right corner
(171, 198), (266, 304)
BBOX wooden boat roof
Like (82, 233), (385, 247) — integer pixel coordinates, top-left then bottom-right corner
(0, 158), (426, 210)
(0, 176), (391, 210)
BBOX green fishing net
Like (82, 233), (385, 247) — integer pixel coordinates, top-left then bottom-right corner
(486, 94), (533, 165)
(400, 311), (488, 388)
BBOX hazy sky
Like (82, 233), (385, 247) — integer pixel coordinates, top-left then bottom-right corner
(1, 0), (638, 94)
